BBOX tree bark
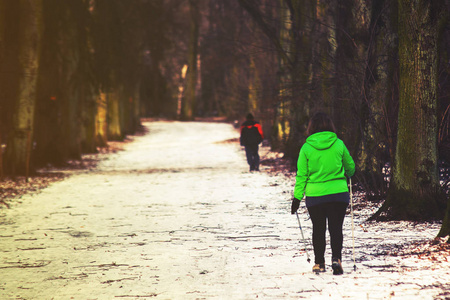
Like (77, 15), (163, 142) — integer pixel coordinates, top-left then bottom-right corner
(33, 0), (64, 166)
(4, 0), (42, 175)
(0, 0), (6, 177)
(181, 0), (200, 121)
(439, 206), (450, 240)
(95, 91), (108, 147)
(107, 89), (123, 141)
(377, 0), (446, 221)
(80, 86), (98, 154)
(352, 0), (399, 201)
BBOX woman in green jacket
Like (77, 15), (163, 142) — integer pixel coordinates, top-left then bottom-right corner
(291, 112), (355, 275)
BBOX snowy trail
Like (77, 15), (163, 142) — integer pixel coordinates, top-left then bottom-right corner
(0, 121), (449, 299)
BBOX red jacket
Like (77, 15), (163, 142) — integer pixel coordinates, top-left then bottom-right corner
(240, 120), (264, 146)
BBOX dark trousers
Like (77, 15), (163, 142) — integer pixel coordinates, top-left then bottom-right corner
(307, 202), (348, 264)
(244, 145), (260, 171)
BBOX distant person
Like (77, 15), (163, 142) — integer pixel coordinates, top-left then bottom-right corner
(291, 112), (355, 275)
(240, 113), (264, 171)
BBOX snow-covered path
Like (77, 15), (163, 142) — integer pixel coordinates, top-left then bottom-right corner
(0, 121), (449, 299)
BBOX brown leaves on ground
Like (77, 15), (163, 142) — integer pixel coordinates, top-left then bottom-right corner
(388, 237), (450, 262)
(0, 173), (66, 208)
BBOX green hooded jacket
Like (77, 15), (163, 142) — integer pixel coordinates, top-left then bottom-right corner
(294, 131), (355, 199)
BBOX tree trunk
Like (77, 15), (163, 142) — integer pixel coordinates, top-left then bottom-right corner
(181, 0), (200, 121)
(377, 0), (446, 221)
(132, 83), (141, 132)
(0, 0), (6, 177)
(352, 0), (399, 201)
(62, 81), (82, 160)
(4, 0), (42, 175)
(439, 205), (450, 241)
(437, 3), (450, 242)
(95, 91), (108, 147)
(80, 87), (98, 154)
(286, 0), (329, 160)
(34, 0), (94, 166)
(107, 89), (123, 141)
(33, 0), (61, 167)
(248, 56), (260, 114)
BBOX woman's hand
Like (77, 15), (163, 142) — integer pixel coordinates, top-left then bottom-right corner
(291, 198), (301, 214)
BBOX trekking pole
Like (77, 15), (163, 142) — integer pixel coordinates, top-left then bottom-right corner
(349, 177), (356, 271)
(295, 211), (311, 263)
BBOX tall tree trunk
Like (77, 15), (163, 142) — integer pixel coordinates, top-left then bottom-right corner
(0, 0), (7, 177)
(34, 0), (94, 166)
(272, 0), (295, 152)
(64, 85), (82, 160)
(4, 0), (42, 175)
(352, 0), (398, 201)
(377, 0), (446, 221)
(248, 55), (260, 114)
(107, 89), (123, 141)
(95, 91), (108, 147)
(286, 0), (329, 160)
(80, 88), (98, 154)
(332, 0), (356, 133)
(181, 0), (200, 121)
(33, 0), (61, 167)
(439, 205), (450, 240)
(437, 2), (450, 242)
(132, 83), (141, 132)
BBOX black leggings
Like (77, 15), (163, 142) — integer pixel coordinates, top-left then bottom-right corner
(244, 145), (260, 170)
(307, 202), (348, 264)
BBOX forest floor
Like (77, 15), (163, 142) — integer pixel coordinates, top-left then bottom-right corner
(0, 120), (449, 300)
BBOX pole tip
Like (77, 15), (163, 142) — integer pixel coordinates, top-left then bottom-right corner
(307, 258), (311, 263)
(353, 265), (356, 271)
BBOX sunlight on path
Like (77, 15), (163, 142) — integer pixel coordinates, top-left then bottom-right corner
(0, 121), (448, 299)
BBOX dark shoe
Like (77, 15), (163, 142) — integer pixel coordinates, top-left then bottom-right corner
(332, 259), (343, 275)
(312, 263), (325, 273)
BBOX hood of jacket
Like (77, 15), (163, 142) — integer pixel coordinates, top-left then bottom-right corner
(306, 131), (337, 150)
(242, 120), (257, 127)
